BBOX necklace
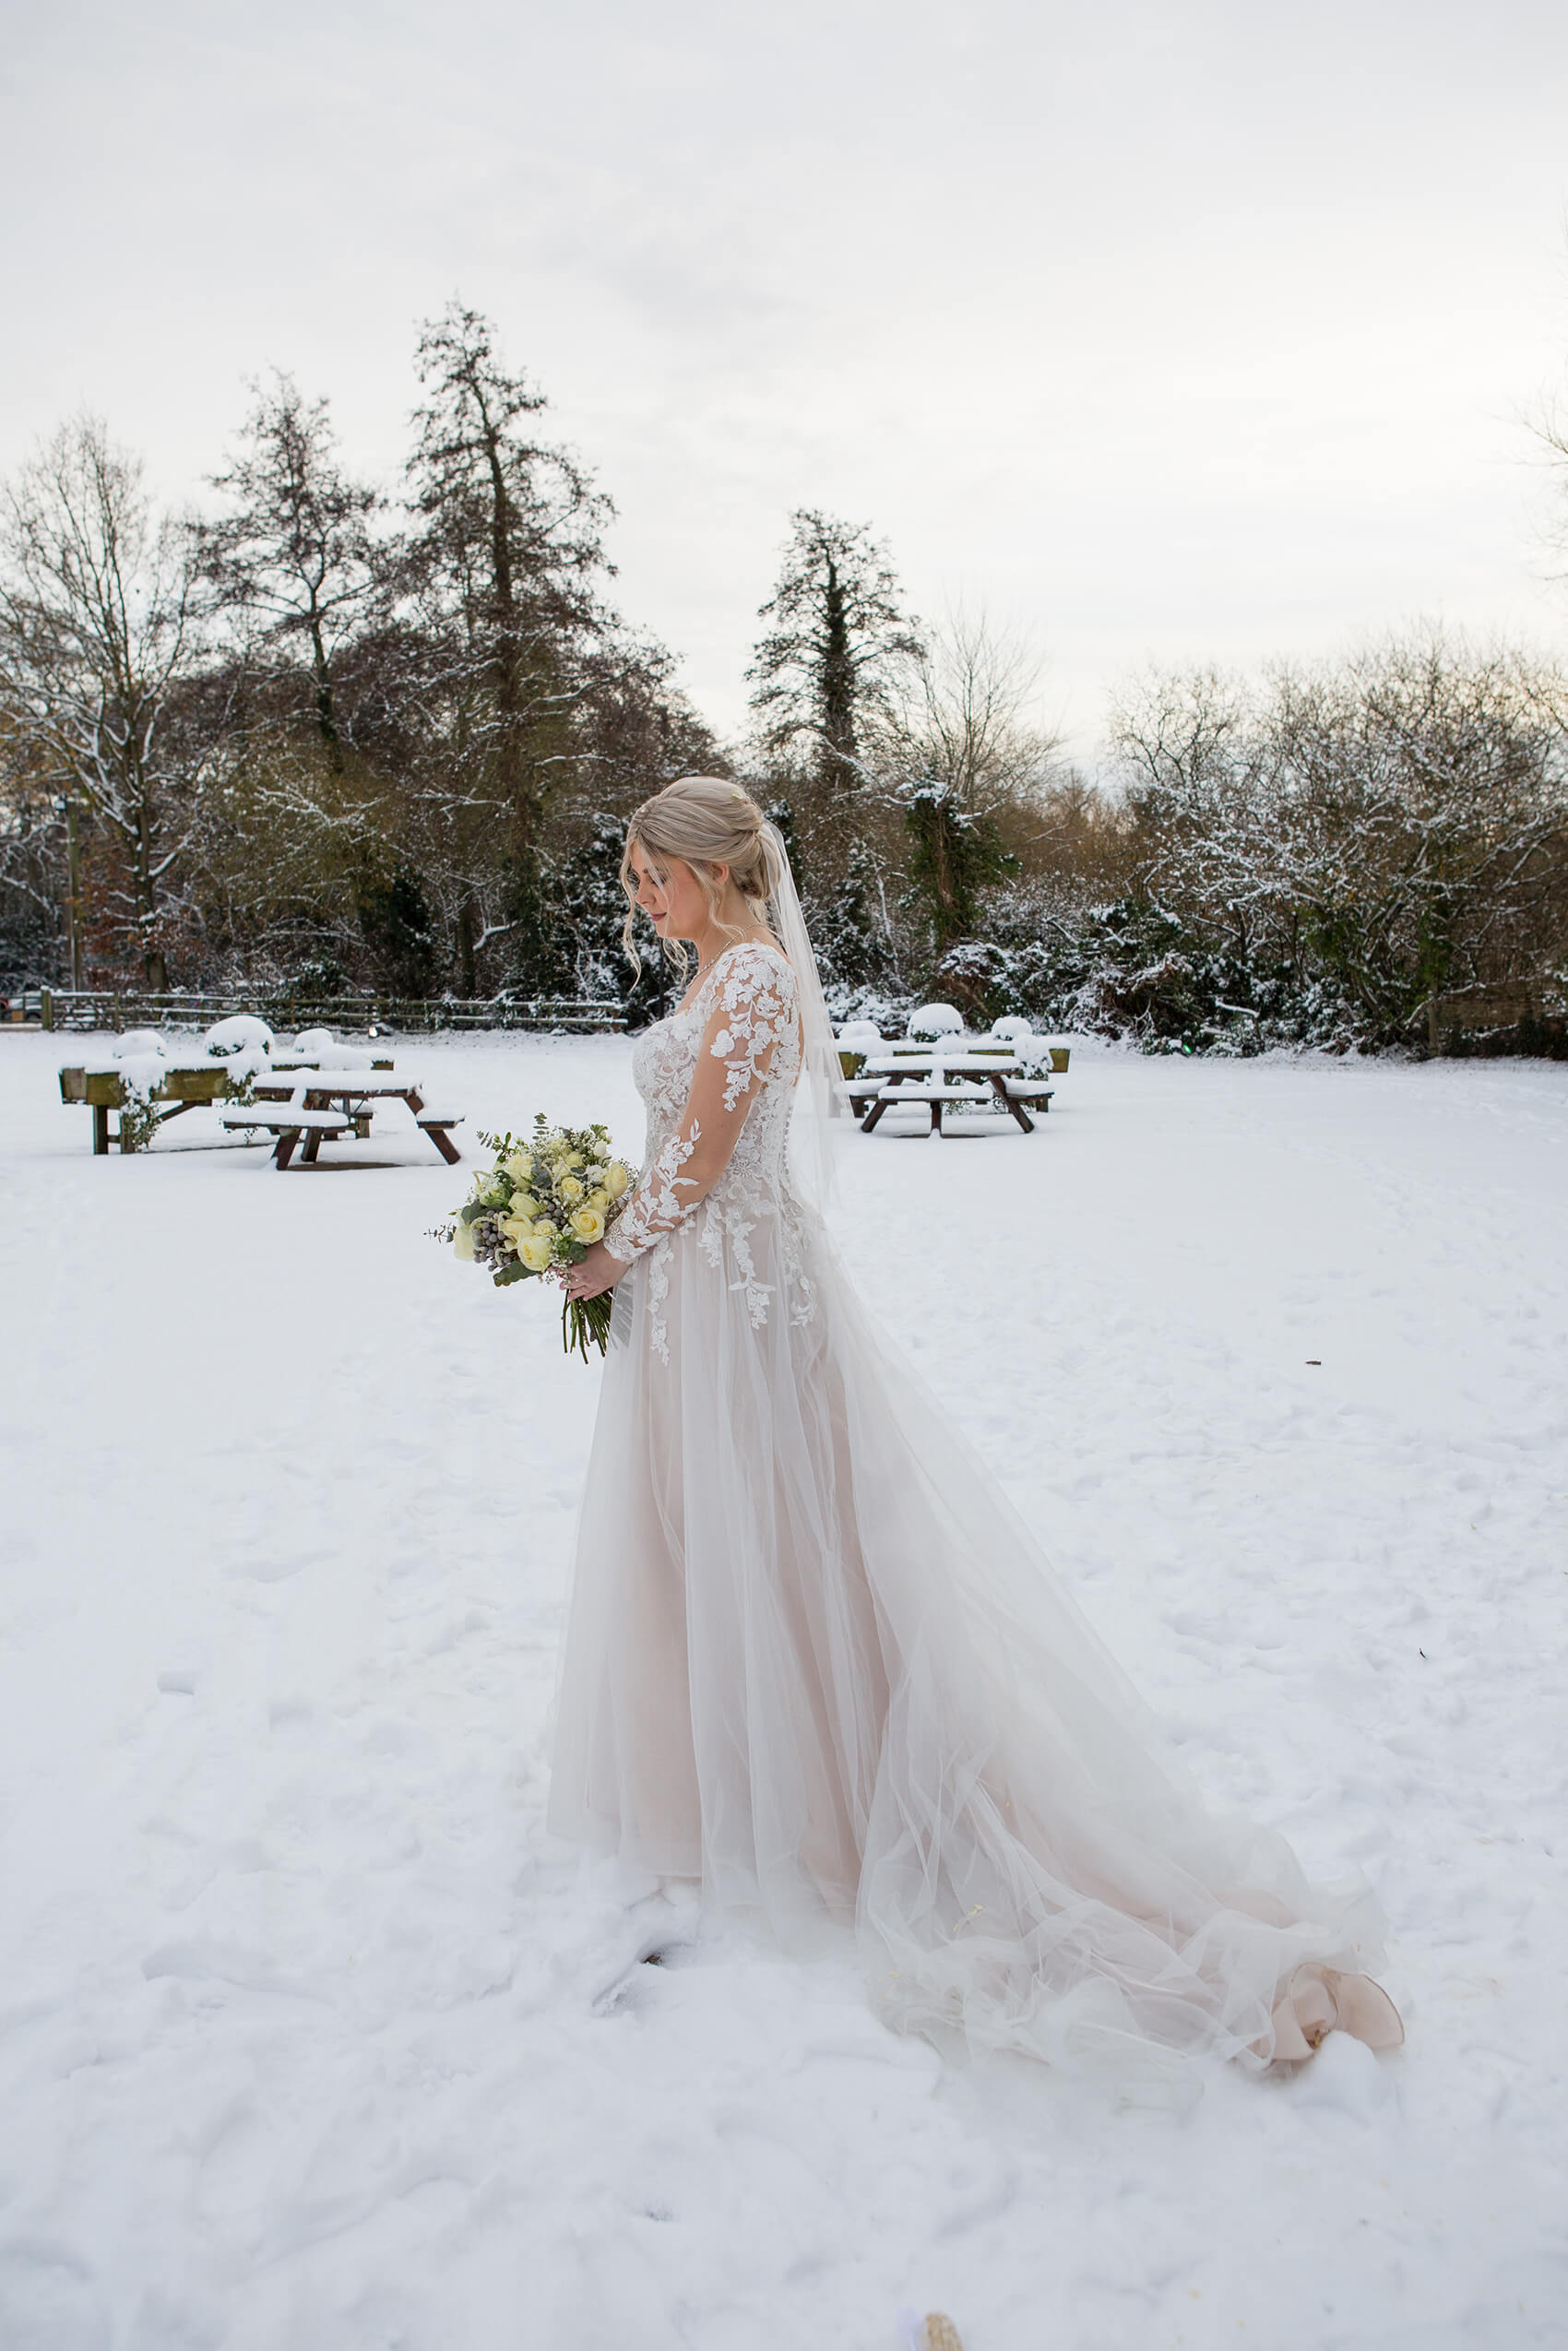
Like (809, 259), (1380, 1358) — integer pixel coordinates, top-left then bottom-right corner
(684, 928), (767, 1002)
(692, 929), (766, 984)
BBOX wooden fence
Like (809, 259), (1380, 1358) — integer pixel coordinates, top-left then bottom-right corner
(28, 989), (624, 1036)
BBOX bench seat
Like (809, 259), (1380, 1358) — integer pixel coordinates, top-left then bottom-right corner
(220, 1102), (355, 1169)
(874, 1081), (992, 1102)
(413, 1109), (464, 1164)
(220, 1106), (352, 1132)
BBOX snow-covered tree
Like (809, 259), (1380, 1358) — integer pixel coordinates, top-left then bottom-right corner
(748, 510), (922, 795)
(0, 417), (199, 986)
(1110, 634), (1568, 1044)
(404, 303), (614, 988)
(200, 373), (381, 772)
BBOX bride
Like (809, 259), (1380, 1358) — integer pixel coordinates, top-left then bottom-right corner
(551, 776), (1402, 2085)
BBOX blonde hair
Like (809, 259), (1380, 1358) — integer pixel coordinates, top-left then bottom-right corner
(620, 776), (783, 976)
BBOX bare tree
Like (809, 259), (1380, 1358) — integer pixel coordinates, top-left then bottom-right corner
(200, 372), (381, 772)
(1110, 663), (1290, 964)
(0, 710), (69, 983)
(1110, 633), (1568, 1039)
(0, 417), (198, 987)
(887, 607), (1059, 813)
(870, 609), (1066, 956)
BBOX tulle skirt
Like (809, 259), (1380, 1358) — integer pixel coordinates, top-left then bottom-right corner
(545, 1199), (1393, 2087)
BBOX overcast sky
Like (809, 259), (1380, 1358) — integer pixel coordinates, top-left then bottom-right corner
(4, 0), (1566, 758)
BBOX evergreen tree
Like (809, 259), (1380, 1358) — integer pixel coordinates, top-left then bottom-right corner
(897, 775), (1016, 955)
(542, 811), (672, 1024)
(355, 862), (438, 997)
(406, 303), (612, 988)
(747, 510), (922, 794)
(816, 841), (885, 984)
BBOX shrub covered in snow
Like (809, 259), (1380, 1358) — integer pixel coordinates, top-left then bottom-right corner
(293, 1028), (374, 1070)
(907, 1002), (965, 1040)
(822, 983), (911, 1035)
(86, 1035), (171, 1150)
(203, 1016), (274, 1060)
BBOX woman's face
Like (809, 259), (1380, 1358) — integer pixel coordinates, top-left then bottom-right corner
(628, 846), (719, 943)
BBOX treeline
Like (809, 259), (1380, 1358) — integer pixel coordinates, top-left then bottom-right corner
(962, 641), (1568, 1054)
(3, 303), (1566, 1054)
(0, 305), (719, 1014)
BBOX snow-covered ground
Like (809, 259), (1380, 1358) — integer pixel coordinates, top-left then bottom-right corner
(2, 1030), (1564, 2351)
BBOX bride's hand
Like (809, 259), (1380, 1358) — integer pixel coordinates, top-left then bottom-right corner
(561, 1241), (625, 1303)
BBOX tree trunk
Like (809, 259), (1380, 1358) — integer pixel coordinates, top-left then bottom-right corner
(818, 556), (858, 790)
(64, 797), (83, 990)
(131, 766), (165, 989)
(481, 423), (544, 874)
(457, 896), (479, 998)
(308, 612), (343, 774)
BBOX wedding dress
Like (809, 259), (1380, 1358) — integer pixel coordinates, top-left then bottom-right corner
(546, 935), (1402, 2085)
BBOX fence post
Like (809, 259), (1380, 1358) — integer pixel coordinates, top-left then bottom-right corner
(40, 989), (53, 1032)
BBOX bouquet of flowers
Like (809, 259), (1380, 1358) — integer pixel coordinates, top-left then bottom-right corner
(441, 1114), (635, 1358)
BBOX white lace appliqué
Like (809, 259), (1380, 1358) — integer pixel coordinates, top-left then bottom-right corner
(605, 941), (816, 1361)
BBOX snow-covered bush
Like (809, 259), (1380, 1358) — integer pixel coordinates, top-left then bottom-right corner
(292, 1027), (373, 1069)
(197, 1016), (275, 1106)
(907, 1002), (964, 1040)
(204, 1016), (274, 1060)
(1104, 637), (1568, 1052)
(920, 893), (1320, 1056)
(988, 1015), (1034, 1044)
(101, 1034), (170, 1151)
(822, 982), (911, 1033)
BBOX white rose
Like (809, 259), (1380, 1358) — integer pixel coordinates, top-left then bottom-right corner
(453, 1219), (477, 1262)
(603, 1161), (629, 1201)
(557, 1173), (584, 1204)
(518, 1231), (556, 1273)
(504, 1150), (533, 1182)
(569, 1205), (605, 1244)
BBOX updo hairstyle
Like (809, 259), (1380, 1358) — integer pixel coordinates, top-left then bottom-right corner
(620, 776), (784, 975)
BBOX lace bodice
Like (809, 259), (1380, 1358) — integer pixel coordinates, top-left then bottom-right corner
(603, 939), (812, 1357)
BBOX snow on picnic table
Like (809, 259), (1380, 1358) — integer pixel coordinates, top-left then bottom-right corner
(1, 1030), (1564, 2350)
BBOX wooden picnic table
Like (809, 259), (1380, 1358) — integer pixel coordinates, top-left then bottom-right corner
(58, 1050), (410, 1156)
(229, 1072), (462, 1167)
(852, 1046), (1055, 1136)
(59, 1062), (232, 1153)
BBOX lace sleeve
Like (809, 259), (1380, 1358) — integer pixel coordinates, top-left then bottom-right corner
(604, 944), (799, 1264)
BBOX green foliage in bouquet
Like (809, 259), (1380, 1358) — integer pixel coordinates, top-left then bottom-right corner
(436, 1111), (634, 1358)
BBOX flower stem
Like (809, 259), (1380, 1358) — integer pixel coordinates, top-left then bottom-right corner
(561, 1294), (614, 1359)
